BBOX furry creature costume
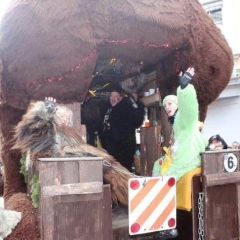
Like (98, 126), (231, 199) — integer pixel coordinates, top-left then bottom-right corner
(153, 73), (207, 181)
(12, 100), (132, 206)
(167, 84), (207, 180)
(99, 96), (145, 171)
(0, 197), (22, 239)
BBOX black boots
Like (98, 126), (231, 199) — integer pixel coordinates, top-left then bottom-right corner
(153, 229), (178, 240)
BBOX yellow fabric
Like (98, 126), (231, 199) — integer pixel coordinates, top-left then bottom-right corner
(198, 121), (204, 131)
(161, 147), (172, 174)
(176, 167), (202, 211)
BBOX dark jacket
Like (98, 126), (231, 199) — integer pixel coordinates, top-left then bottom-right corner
(99, 97), (145, 171)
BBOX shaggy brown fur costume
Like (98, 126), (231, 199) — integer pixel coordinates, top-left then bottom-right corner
(5, 193), (39, 240)
(13, 101), (132, 206)
(0, 172), (3, 196)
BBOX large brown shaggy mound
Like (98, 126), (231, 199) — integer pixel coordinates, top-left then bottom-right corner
(0, 0), (233, 121)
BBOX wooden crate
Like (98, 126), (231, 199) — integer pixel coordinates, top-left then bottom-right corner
(37, 157), (112, 240)
(201, 150), (240, 240)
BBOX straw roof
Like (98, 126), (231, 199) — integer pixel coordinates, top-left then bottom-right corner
(0, 0), (233, 119)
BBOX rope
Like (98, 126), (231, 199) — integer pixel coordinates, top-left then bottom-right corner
(102, 160), (143, 178)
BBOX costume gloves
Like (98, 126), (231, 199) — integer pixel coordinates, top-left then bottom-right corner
(44, 98), (56, 113)
(179, 70), (194, 89)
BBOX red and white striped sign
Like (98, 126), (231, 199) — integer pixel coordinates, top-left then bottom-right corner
(128, 176), (176, 235)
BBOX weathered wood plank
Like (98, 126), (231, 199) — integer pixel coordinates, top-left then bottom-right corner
(42, 182), (102, 196)
(103, 185), (113, 240)
(140, 126), (161, 176)
(203, 171), (240, 187)
(203, 184), (238, 239)
(41, 191), (54, 240)
(79, 160), (103, 182)
(42, 190), (103, 240)
(57, 161), (79, 184)
(38, 161), (58, 187)
(38, 157), (103, 187)
(201, 151), (240, 175)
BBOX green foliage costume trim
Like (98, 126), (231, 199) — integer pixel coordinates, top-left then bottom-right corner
(20, 153), (28, 183)
(20, 153), (40, 208)
(30, 172), (40, 208)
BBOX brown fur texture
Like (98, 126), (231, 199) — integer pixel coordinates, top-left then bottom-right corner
(0, 104), (26, 201)
(0, 171), (3, 196)
(0, 0), (233, 122)
(13, 100), (132, 206)
(0, 104), (35, 240)
(5, 193), (40, 240)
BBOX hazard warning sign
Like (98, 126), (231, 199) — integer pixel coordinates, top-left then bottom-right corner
(128, 176), (176, 235)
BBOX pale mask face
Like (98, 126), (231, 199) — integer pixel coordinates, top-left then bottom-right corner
(209, 139), (223, 150)
(164, 100), (178, 117)
(109, 91), (122, 107)
(57, 111), (71, 126)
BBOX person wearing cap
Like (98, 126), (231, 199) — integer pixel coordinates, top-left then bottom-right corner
(99, 87), (145, 172)
(153, 67), (207, 181)
(206, 134), (228, 150)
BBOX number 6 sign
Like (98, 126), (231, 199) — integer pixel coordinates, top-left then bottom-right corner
(223, 153), (238, 172)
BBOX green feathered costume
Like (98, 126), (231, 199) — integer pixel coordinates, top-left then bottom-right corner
(153, 84), (207, 181)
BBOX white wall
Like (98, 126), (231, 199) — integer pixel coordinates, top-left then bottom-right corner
(199, 0), (240, 146)
(199, 0), (240, 54)
(221, 0), (240, 54)
(203, 95), (240, 145)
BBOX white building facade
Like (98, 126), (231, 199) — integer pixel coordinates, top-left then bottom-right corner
(199, 0), (240, 145)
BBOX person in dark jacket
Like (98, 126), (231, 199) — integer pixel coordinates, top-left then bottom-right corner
(99, 88), (145, 172)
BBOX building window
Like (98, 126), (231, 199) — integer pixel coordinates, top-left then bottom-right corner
(232, 54), (240, 78)
(208, 8), (222, 24)
(203, 0), (223, 25)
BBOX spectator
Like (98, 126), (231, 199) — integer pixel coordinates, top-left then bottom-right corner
(231, 141), (239, 149)
(205, 134), (228, 150)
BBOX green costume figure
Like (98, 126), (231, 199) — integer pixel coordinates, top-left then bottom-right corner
(152, 67), (207, 240)
(153, 67), (207, 181)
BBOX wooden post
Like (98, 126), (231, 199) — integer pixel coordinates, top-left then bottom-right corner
(140, 125), (162, 176)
